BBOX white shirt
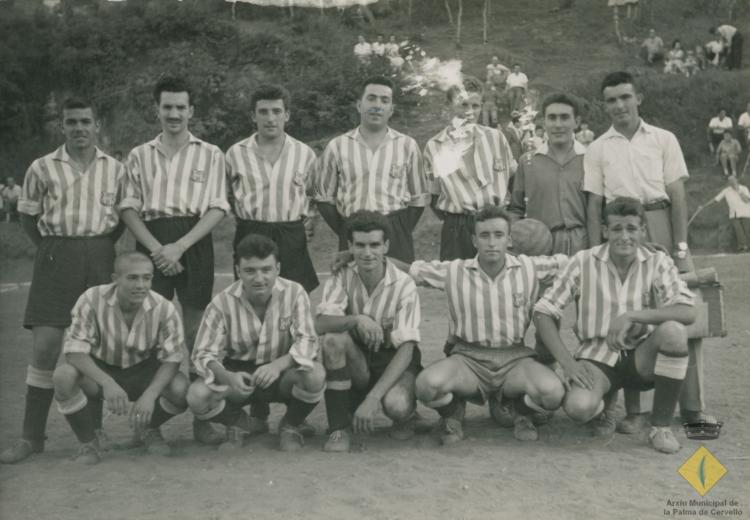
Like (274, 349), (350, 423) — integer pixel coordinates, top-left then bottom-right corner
(506, 72), (528, 89)
(354, 42), (372, 58)
(717, 25), (737, 42)
(738, 112), (750, 134)
(371, 42), (385, 56)
(714, 185), (750, 219)
(708, 116), (734, 135)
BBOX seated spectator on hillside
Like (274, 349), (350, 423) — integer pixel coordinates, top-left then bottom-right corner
(354, 35), (373, 65)
(663, 40), (686, 74)
(531, 125), (546, 151)
(641, 29), (664, 64)
(694, 45), (708, 70)
(2, 176), (22, 222)
(372, 35), (385, 57)
(385, 35), (404, 70)
(704, 38), (725, 67)
(707, 109), (734, 153)
(506, 64), (529, 112)
(486, 56), (510, 88)
(710, 24), (743, 70)
(575, 122), (595, 147)
(704, 176), (750, 252)
(716, 130), (742, 177)
(684, 50), (700, 77)
(738, 101), (750, 147)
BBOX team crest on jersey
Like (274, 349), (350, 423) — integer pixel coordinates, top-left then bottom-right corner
(389, 163), (405, 178)
(512, 292), (526, 307)
(190, 169), (207, 183)
(293, 170), (305, 187)
(100, 192), (116, 206)
(278, 316), (292, 331)
(492, 157), (506, 171)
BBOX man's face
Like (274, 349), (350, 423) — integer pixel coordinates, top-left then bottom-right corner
(719, 110), (726, 119)
(62, 108), (99, 151)
(358, 35), (365, 44)
(114, 260), (153, 307)
(649, 29), (656, 38)
(157, 91), (193, 136)
(253, 99), (289, 140)
(358, 83), (394, 129)
(728, 176), (738, 189)
(491, 57), (499, 65)
(544, 102), (577, 147)
(602, 83), (641, 128)
(350, 230), (388, 272)
(722, 132), (732, 142)
(6, 177), (15, 187)
(513, 65), (521, 73)
(473, 218), (511, 263)
(603, 215), (644, 258)
(237, 255), (279, 302)
(450, 92), (482, 125)
(377, 36), (383, 43)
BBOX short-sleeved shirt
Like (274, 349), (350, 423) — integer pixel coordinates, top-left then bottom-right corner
(409, 254), (567, 348)
(120, 133), (230, 220)
(535, 244), (694, 367)
(717, 25), (737, 42)
(714, 185), (750, 218)
(642, 36), (664, 53)
(354, 42), (372, 59)
(583, 120), (689, 203)
(226, 134), (316, 222)
(192, 278), (318, 385)
(19, 146), (126, 237)
(317, 260), (420, 349)
(506, 72), (528, 89)
(2, 184), (22, 203)
(63, 283), (184, 368)
(737, 112), (750, 133)
(424, 125), (516, 214)
(708, 116), (734, 136)
(371, 42), (385, 56)
(313, 127), (428, 217)
(508, 141), (587, 231)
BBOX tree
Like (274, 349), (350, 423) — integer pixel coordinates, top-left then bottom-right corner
(455, 0), (463, 48)
(482, 0), (490, 44)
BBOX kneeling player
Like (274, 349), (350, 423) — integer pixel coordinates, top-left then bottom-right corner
(318, 211), (422, 452)
(186, 234), (325, 452)
(534, 197), (696, 453)
(52, 252), (188, 464)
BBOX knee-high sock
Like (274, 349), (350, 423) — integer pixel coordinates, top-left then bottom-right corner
(283, 385), (324, 427)
(149, 396), (186, 429)
(324, 367), (351, 432)
(652, 353), (688, 427)
(22, 366), (54, 443)
(57, 391), (96, 444)
(85, 394), (104, 430)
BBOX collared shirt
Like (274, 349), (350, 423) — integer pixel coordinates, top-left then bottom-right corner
(120, 133), (230, 220)
(354, 42), (373, 58)
(708, 116), (734, 135)
(508, 141), (587, 231)
(19, 146), (126, 237)
(192, 278), (318, 385)
(317, 260), (420, 349)
(313, 127), (427, 217)
(226, 133), (316, 222)
(583, 120), (689, 203)
(506, 72), (528, 89)
(63, 283), (184, 368)
(714, 185), (750, 219)
(717, 25), (737, 42)
(738, 112), (750, 132)
(534, 244), (694, 367)
(2, 184), (22, 202)
(424, 124), (516, 214)
(371, 42), (385, 56)
(409, 254), (567, 348)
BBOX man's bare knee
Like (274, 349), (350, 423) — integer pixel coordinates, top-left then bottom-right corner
(415, 368), (447, 402)
(657, 321), (688, 356)
(382, 387), (415, 422)
(321, 333), (349, 368)
(165, 373), (189, 406)
(563, 392), (601, 423)
(532, 374), (565, 409)
(186, 381), (216, 413)
(52, 364), (80, 395)
(299, 362), (327, 393)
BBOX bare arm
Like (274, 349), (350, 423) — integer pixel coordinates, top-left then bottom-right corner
(587, 193), (604, 246)
(174, 208), (225, 252)
(20, 214), (42, 246)
(366, 342), (415, 402)
(315, 314), (360, 335)
(624, 303), (696, 327)
(120, 208), (162, 253)
(66, 352), (129, 416)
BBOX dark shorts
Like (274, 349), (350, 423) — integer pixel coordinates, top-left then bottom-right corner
(222, 358), (291, 406)
(440, 212), (477, 261)
(338, 207), (416, 263)
(24, 235), (115, 329)
(136, 217), (213, 309)
(587, 351), (654, 392)
(234, 218), (319, 293)
(92, 355), (161, 402)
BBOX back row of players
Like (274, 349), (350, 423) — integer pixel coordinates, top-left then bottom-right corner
(0, 71), (712, 464)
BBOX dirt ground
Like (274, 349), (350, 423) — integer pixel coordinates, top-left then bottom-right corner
(1, 219), (749, 520)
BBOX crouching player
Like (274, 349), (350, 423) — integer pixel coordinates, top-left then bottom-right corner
(533, 197), (695, 453)
(318, 210), (422, 452)
(186, 234), (325, 451)
(52, 252), (188, 464)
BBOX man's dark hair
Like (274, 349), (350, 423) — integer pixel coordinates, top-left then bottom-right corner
(153, 76), (193, 105)
(541, 92), (579, 118)
(360, 76), (395, 98)
(250, 84), (291, 113)
(600, 71), (636, 94)
(723, 129), (734, 136)
(602, 197), (645, 225)
(235, 233), (279, 264)
(61, 97), (97, 118)
(446, 75), (484, 104)
(473, 205), (511, 233)
(346, 210), (391, 242)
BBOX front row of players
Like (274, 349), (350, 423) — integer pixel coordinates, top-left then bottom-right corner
(52, 200), (695, 463)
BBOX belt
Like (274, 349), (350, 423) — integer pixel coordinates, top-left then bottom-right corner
(643, 199), (671, 211)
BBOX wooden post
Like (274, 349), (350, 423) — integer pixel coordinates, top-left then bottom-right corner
(455, 0), (463, 48)
(482, 0), (489, 44)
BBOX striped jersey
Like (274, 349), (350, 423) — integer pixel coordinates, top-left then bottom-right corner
(312, 127), (428, 217)
(409, 254), (567, 348)
(226, 133), (316, 222)
(317, 260), (421, 348)
(120, 133), (230, 220)
(534, 244), (695, 367)
(18, 146), (126, 237)
(63, 283), (184, 368)
(424, 125), (517, 214)
(192, 277), (318, 385)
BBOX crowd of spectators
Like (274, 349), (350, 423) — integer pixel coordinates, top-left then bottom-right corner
(0, 176), (22, 223)
(353, 34), (405, 71)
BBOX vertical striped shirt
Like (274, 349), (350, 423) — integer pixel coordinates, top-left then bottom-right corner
(317, 260), (421, 349)
(19, 146), (126, 237)
(312, 127), (428, 217)
(226, 134), (316, 222)
(63, 283), (184, 368)
(534, 244), (695, 367)
(120, 133), (230, 220)
(409, 254), (567, 348)
(424, 125), (517, 214)
(192, 277), (318, 385)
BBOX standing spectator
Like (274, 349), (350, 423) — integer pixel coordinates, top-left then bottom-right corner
(704, 176), (750, 251)
(716, 130), (742, 176)
(503, 112), (525, 160)
(353, 35), (373, 65)
(575, 122), (595, 147)
(684, 50), (700, 77)
(737, 101), (750, 146)
(663, 40), (686, 75)
(641, 29), (664, 64)
(2, 176), (23, 222)
(710, 24), (743, 70)
(707, 109), (734, 153)
(371, 35), (385, 57)
(506, 64), (529, 112)
(481, 81), (500, 127)
(385, 35), (403, 71)
(532, 125), (546, 151)
(486, 56), (510, 88)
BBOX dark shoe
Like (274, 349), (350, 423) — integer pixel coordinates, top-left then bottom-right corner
(279, 425), (305, 452)
(193, 418), (225, 445)
(0, 439), (44, 464)
(616, 413), (649, 434)
(246, 416), (270, 436)
(141, 428), (171, 457)
(489, 394), (514, 428)
(440, 417), (465, 445)
(390, 414), (417, 441)
(590, 410), (617, 437)
(323, 429), (351, 453)
(73, 441), (101, 465)
(681, 410), (718, 424)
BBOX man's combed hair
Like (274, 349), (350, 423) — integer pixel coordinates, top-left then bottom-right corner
(602, 196), (645, 224)
(541, 92), (579, 118)
(235, 234), (279, 263)
(61, 97), (97, 118)
(346, 210), (391, 242)
(153, 76), (193, 105)
(250, 84), (291, 112)
(360, 76), (395, 98)
(472, 205), (511, 233)
(600, 71), (636, 93)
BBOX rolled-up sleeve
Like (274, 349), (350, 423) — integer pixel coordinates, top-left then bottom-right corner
(18, 162), (43, 216)
(531, 254), (570, 285)
(312, 141), (339, 205)
(390, 280), (421, 347)
(207, 148), (230, 213)
(191, 304), (228, 385)
(156, 302), (185, 363)
(317, 271), (348, 316)
(63, 296), (99, 356)
(119, 151), (144, 213)
(289, 289), (318, 370)
(408, 260), (449, 290)
(654, 253), (695, 307)
(661, 132), (689, 185)
(534, 256), (581, 321)
(405, 138), (428, 207)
